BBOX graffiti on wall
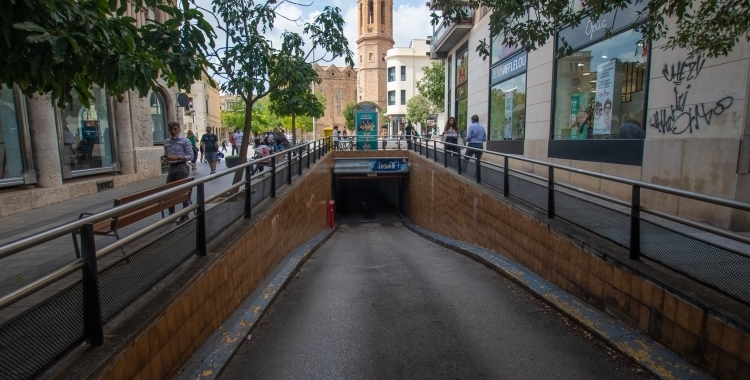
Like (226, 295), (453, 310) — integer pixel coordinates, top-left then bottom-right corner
(649, 55), (734, 135)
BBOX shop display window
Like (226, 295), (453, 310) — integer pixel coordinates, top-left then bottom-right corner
(0, 85), (24, 180)
(454, 48), (469, 133)
(58, 86), (115, 176)
(552, 30), (648, 140)
(490, 74), (526, 141)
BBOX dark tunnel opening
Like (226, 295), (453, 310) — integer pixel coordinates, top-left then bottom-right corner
(333, 177), (406, 224)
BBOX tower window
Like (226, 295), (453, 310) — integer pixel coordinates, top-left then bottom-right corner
(369, 53), (373, 61)
(359, 4), (362, 28)
(360, 55), (362, 63)
(380, 1), (385, 24)
(368, 1), (373, 24)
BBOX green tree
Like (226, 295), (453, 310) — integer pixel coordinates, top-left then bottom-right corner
(269, 57), (325, 144)
(407, 95), (432, 127)
(416, 61), (445, 113)
(343, 101), (357, 130)
(221, 100), (246, 133)
(2, 0), (214, 106)
(204, 0), (353, 183)
(430, 0), (750, 59)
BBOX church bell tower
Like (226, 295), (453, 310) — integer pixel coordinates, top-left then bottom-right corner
(357, 0), (395, 111)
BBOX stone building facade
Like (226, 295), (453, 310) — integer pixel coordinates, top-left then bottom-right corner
(356, 0), (394, 111)
(429, 4), (750, 231)
(314, 64), (357, 134)
(186, 76), (223, 138)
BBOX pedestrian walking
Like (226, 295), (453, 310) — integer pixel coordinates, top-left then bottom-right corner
(201, 127), (220, 174)
(186, 130), (198, 170)
(221, 137), (228, 153)
(333, 125), (340, 150)
(464, 114), (487, 161)
(230, 131), (238, 155)
(404, 121), (414, 150)
(233, 129), (244, 156)
(162, 121), (193, 224)
(442, 117), (459, 155)
(380, 126), (388, 150)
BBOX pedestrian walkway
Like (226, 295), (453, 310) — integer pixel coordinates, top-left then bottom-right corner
(0, 158), (244, 323)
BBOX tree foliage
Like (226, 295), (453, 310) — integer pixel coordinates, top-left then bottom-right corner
(204, 0), (354, 183)
(269, 56), (325, 144)
(406, 95), (432, 127)
(343, 101), (357, 130)
(430, 0), (750, 59)
(1, 0), (214, 106)
(221, 100), (246, 132)
(416, 61), (445, 113)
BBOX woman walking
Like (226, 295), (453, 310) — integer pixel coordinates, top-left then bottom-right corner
(186, 130), (198, 170)
(442, 117), (459, 155)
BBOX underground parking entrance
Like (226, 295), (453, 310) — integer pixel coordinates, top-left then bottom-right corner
(332, 157), (408, 224)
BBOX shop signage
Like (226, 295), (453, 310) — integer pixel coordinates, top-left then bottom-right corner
(490, 52), (528, 85)
(557, 2), (646, 51)
(333, 158), (409, 174)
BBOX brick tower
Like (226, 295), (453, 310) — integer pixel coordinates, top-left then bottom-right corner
(357, 0), (394, 111)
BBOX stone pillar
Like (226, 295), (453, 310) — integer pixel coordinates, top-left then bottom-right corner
(114, 92), (136, 175)
(27, 93), (63, 188)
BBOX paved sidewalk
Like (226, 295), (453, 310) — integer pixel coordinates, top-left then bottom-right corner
(0, 159), (245, 322)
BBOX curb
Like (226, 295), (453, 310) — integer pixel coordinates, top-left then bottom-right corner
(402, 219), (712, 380)
(174, 228), (335, 380)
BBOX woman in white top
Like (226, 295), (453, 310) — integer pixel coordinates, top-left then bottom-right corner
(442, 117), (459, 155)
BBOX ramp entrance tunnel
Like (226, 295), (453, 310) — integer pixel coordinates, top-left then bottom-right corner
(332, 157), (409, 224)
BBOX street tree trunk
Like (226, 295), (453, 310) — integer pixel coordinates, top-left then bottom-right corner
(291, 113), (296, 145)
(232, 98), (253, 185)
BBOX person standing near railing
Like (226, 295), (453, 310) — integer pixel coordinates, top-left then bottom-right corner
(442, 117), (459, 155)
(162, 121), (194, 224)
(333, 125), (340, 150)
(380, 126), (388, 150)
(405, 122), (414, 150)
(464, 115), (487, 160)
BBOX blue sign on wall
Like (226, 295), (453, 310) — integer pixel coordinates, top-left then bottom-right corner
(333, 158), (409, 174)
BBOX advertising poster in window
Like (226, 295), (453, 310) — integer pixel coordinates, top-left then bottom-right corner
(593, 60), (616, 135)
(504, 91), (514, 140)
(569, 92), (590, 139)
(355, 105), (379, 150)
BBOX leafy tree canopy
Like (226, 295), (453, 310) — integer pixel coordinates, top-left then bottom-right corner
(416, 61), (445, 113)
(1, 0), (215, 106)
(269, 56), (325, 143)
(221, 99), (246, 132)
(407, 95), (432, 126)
(430, 0), (750, 59)
(343, 101), (357, 130)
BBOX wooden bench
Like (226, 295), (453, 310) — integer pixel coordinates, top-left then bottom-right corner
(71, 177), (194, 258)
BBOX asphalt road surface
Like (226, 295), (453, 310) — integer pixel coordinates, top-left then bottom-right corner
(219, 222), (648, 379)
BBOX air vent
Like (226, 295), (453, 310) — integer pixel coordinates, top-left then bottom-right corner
(96, 180), (114, 192)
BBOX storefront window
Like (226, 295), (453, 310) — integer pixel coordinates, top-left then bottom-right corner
(490, 75), (526, 141)
(455, 48), (469, 133)
(58, 86), (115, 176)
(0, 85), (24, 181)
(151, 92), (166, 144)
(553, 30), (647, 140)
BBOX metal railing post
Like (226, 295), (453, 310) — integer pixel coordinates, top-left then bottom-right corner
(196, 183), (207, 256)
(307, 144), (310, 168)
(476, 156), (481, 183)
(298, 147), (303, 175)
(287, 151), (293, 185)
(444, 143), (448, 167)
(630, 185), (641, 260)
(547, 167), (555, 218)
(457, 146), (462, 175)
(80, 223), (103, 346)
(244, 166), (252, 219)
(433, 140), (437, 162)
(503, 156), (510, 197)
(271, 156), (277, 198)
(313, 141), (317, 163)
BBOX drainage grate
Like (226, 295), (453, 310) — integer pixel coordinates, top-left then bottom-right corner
(96, 180), (114, 192)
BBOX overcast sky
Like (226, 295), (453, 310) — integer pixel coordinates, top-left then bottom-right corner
(193, 0), (434, 72)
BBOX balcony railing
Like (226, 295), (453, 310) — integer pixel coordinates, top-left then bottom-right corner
(429, 7), (474, 56)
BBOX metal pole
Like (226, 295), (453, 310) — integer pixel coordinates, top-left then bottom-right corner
(444, 143), (448, 167)
(476, 156), (481, 183)
(271, 156), (277, 198)
(503, 156), (509, 197)
(433, 140), (437, 162)
(457, 146), (462, 175)
(313, 141), (317, 163)
(287, 151), (292, 185)
(547, 167), (555, 218)
(196, 183), (207, 256)
(80, 223), (103, 346)
(307, 144), (310, 168)
(630, 185), (641, 260)
(298, 147), (303, 175)
(244, 166), (252, 219)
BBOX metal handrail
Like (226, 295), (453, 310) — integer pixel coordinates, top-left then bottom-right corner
(417, 136), (750, 212)
(0, 138), (330, 260)
(413, 136), (750, 256)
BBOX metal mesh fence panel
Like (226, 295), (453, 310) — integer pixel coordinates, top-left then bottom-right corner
(205, 192), (245, 242)
(0, 282), (85, 380)
(481, 165), (505, 193)
(508, 175), (548, 211)
(554, 191), (631, 247)
(251, 175), (273, 208)
(98, 219), (197, 321)
(640, 220), (750, 304)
